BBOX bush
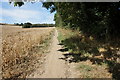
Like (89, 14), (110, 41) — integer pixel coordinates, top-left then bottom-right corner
(22, 22), (32, 28)
(20, 23), (23, 26)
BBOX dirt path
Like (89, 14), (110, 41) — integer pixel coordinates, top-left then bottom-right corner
(28, 28), (77, 78)
(40, 29), (67, 78)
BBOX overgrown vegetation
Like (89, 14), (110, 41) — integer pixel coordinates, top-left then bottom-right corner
(57, 28), (120, 79)
(22, 22), (32, 28)
(11, 2), (120, 79)
(43, 2), (120, 43)
(43, 2), (120, 79)
(77, 62), (111, 78)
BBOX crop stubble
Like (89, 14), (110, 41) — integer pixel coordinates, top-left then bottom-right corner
(2, 25), (54, 78)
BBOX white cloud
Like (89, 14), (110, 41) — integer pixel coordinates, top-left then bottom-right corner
(0, 4), (55, 24)
(1, 8), (40, 21)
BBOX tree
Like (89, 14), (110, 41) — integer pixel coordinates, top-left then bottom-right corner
(42, 2), (120, 41)
(20, 23), (23, 26)
(12, 2), (120, 41)
(22, 22), (32, 28)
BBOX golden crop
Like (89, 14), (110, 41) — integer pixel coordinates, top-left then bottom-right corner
(2, 25), (54, 78)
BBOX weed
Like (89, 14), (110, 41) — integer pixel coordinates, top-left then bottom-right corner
(78, 64), (93, 72)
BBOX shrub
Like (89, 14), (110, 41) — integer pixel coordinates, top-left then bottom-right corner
(22, 22), (32, 28)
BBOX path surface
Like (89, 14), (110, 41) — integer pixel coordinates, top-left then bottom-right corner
(28, 29), (78, 78)
(40, 29), (67, 78)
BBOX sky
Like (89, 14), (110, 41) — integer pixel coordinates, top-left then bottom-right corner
(0, 2), (55, 24)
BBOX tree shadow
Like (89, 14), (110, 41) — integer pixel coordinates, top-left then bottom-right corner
(58, 43), (64, 45)
(57, 48), (68, 52)
(58, 35), (120, 79)
(59, 53), (120, 79)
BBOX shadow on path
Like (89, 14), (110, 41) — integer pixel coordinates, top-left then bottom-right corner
(57, 35), (120, 80)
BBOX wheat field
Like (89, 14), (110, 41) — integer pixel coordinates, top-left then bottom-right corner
(2, 25), (54, 78)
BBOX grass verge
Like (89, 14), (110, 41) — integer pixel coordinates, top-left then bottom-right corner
(57, 27), (120, 79)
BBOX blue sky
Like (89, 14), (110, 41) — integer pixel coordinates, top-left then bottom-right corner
(0, 2), (55, 24)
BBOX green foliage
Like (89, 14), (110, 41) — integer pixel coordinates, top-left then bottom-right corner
(43, 2), (120, 42)
(22, 23), (54, 28)
(32, 24), (55, 27)
(22, 22), (32, 28)
(12, 2), (120, 40)
(20, 23), (23, 26)
(78, 64), (93, 72)
(14, 23), (19, 25)
(14, 23), (23, 26)
(9, 1), (24, 7)
(57, 31), (64, 42)
(14, 2), (24, 7)
(12, 2), (120, 79)
(54, 13), (63, 27)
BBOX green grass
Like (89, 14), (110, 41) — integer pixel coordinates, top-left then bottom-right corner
(57, 27), (78, 40)
(57, 27), (117, 78)
(78, 64), (93, 72)
(57, 27), (81, 53)
(57, 28), (103, 57)
(77, 63), (94, 78)
(57, 31), (65, 43)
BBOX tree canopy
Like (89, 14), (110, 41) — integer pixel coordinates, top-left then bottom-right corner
(13, 2), (120, 41)
(42, 2), (120, 41)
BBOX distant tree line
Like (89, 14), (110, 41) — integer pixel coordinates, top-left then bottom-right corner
(14, 22), (55, 28)
(14, 23), (23, 26)
(32, 23), (55, 27)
